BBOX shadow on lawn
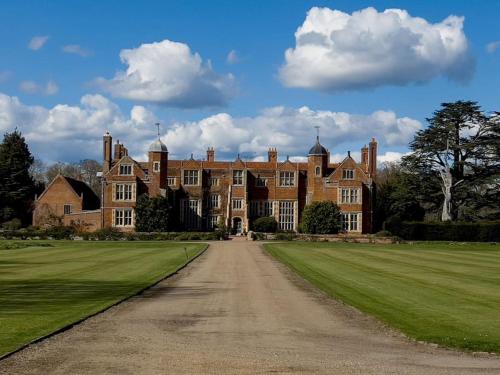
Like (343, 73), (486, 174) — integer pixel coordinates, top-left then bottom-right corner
(0, 280), (222, 316)
(0, 279), (147, 315)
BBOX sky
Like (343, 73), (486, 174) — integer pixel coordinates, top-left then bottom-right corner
(0, 0), (498, 164)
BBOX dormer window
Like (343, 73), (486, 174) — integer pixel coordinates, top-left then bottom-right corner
(315, 166), (321, 177)
(119, 164), (132, 175)
(342, 169), (354, 179)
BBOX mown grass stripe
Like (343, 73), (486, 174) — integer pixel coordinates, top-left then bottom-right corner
(265, 242), (500, 353)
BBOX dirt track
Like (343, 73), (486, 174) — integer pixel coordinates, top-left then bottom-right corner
(1, 240), (500, 374)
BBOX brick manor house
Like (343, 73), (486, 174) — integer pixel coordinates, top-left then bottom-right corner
(34, 131), (378, 234)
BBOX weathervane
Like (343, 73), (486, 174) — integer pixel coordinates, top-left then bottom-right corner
(155, 122), (160, 139)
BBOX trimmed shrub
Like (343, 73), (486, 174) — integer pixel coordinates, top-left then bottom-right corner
(384, 219), (500, 242)
(374, 230), (392, 237)
(45, 225), (77, 240)
(93, 227), (124, 241)
(2, 218), (22, 230)
(252, 217), (278, 233)
(301, 201), (341, 234)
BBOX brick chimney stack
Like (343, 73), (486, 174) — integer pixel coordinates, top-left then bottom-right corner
(368, 138), (377, 177)
(268, 148), (277, 163)
(103, 131), (112, 173)
(361, 145), (369, 173)
(207, 147), (215, 162)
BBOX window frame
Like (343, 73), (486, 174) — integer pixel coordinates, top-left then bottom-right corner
(114, 183), (134, 201)
(209, 177), (220, 187)
(114, 208), (134, 227)
(340, 188), (360, 204)
(278, 201), (295, 231)
(153, 161), (160, 172)
(167, 177), (176, 186)
(183, 170), (199, 186)
(63, 204), (71, 215)
(119, 164), (133, 176)
(279, 171), (295, 187)
(342, 169), (354, 180)
(209, 194), (220, 209)
(233, 170), (244, 185)
(232, 199), (243, 210)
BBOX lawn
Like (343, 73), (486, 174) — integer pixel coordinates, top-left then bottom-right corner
(0, 240), (206, 357)
(265, 241), (500, 353)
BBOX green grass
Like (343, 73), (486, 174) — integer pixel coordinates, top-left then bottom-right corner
(265, 241), (500, 353)
(0, 240), (206, 357)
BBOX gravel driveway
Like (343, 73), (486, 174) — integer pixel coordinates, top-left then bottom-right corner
(1, 240), (500, 374)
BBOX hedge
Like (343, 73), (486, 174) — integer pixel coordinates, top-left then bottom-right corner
(384, 219), (500, 242)
(0, 227), (224, 241)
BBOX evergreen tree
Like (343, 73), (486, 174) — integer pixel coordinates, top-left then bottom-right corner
(402, 101), (500, 221)
(0, 130), (36, 225)
(374, 162), (425, 230)
(301, 201), (341, 234)
(135, 194), (171, 232)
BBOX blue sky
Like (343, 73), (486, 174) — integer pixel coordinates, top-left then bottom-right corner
(0, 0), (498, 163)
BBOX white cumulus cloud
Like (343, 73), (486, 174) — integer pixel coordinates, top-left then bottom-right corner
(163, 106), (421, 160)
(0, 92), (421, 164)
(280, 7), (474, 91)
(28, 36), (49, 51)
(96, 39), (236, 108)
(0, 93), (158, 162)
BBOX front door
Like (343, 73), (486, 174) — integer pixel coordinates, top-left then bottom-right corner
(232, 217), (242, 234)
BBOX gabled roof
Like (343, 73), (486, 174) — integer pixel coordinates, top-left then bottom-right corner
(64, 177), (101, 210)
(37, 174), (100, 211)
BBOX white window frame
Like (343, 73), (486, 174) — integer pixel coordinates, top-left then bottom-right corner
(114, 183), (135, 201)
(279, 201), (295, 231)
(342, 169), (354, 180)
(167, 177), (176, 186)
(119, 164), (133, 176)
(340, 188), (360, 204)
(232, 199), (243, 210)
(63, 204), (71, 215)
(315, 166), (321, 176)
(183, 170), (199, 186)
(153, 161), (160, 172)
(208, 215), (219, 230)
(279, 171), (295, 187)
(209, 194), (220, 209)
(263, 201), (273, 217)
(209, 177), (220, 187)
(233, 170), (244, 185)
(340, 212), (361, 232)
(114, 208), (134, 227)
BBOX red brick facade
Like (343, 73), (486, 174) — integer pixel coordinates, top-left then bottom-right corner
(101, 133), (377, 233)
(33, 175), (101, 232)
(34, 133), (377, 234)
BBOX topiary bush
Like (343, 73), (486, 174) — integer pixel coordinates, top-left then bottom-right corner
(252, 216), (278, 233)
(301, 201), (341, 234)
